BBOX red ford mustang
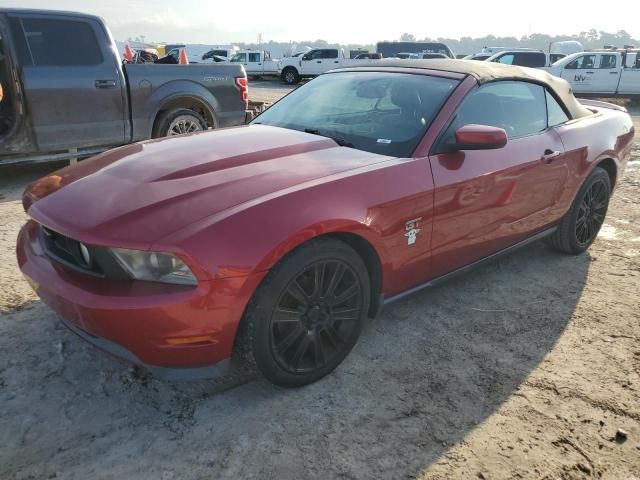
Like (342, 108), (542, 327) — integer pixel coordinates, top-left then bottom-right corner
(17, 60), (635, 386)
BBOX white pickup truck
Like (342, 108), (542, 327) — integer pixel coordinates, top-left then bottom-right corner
(545, 49), (640, 98)
(229, 50), (279, 77)
(278, 48), (365, 84)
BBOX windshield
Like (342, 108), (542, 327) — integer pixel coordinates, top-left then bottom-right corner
(253, 72), (459, 157)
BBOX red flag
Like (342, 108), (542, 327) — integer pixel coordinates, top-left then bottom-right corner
(123, 44), (135, 62)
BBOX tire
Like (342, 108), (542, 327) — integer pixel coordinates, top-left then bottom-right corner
(236, 237), (371, 387)
(153, 108), (208, 138)
(281, 67), (300, 85)
(548, 166), (611, 254)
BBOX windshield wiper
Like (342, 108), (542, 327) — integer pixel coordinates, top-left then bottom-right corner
(304, 128), (354, 148)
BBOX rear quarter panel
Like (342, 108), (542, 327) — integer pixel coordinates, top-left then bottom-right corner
(125, 64), (247, 140)
(551, 107), (634, 218)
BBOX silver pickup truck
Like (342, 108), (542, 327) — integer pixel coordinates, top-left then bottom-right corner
(0, 8), (249, 165)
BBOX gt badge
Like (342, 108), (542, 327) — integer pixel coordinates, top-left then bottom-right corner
(404, 218), (422, 246)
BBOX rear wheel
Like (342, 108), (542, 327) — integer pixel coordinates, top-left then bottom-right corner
(153, 108), (208, 138)
(549, 167), (611, 254)
(236, 238), (370, 387)
(281, 67), (300, 85)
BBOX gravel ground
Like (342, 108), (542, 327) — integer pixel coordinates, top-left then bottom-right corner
(0, 92), (639, 480)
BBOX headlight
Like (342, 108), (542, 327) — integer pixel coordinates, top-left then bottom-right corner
(111, 248), (198, 286)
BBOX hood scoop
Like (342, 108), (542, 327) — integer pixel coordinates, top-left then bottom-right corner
(152, 139), (335, 182)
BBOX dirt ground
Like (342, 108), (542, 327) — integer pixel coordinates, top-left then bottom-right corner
(0, 86), (639, 480)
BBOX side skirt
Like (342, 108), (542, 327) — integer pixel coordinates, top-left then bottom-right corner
(383, 227), (557, 305)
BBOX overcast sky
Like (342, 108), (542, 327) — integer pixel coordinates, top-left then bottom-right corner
(3, 0), (640, 44)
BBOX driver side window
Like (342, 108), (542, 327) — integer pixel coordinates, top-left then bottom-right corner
(437, 81), (547, 151)
(566, 54), (596, 70)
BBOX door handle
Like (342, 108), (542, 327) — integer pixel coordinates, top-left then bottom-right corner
(541, 149), (561, 163)
(334, 60), (339, 63)
(316, 60), (322, 63)
(585, 71), (594, 74)
(94, 79), (117, 89)
(610, 71), (618, 74)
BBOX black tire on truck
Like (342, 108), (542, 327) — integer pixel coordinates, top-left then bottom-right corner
(153, 108), (208, 138)
(281, 67), (301, 85)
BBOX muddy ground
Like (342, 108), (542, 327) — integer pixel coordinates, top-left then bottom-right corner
(0, 86), (639, 479)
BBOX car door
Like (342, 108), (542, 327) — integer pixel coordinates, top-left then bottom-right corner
(618, 53), (640, 94)
(231, 52), (248, 68)
(300, 49), (323, 75)
(560, 54), (597, 93)
(246, 52), (263, 75)
(9, 14), (126, 151)
(0, 15), (39, 156)
(428, 81), (568, 278)
(590, 53), (620, 94)
(322, 49), (341, 70)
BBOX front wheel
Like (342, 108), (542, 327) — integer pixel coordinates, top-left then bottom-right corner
(281, 67), (300, 85)
(549, 166), (611, 254)
(236, 238), (371, 387)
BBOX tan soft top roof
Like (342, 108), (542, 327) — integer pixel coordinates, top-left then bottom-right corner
(337, 59), (592, 119)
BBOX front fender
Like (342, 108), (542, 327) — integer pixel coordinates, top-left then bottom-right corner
(152, 157), (436, 296)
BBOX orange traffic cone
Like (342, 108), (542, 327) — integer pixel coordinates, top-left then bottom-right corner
(123, 44), (135, 62)
(179, 48), (189, 65)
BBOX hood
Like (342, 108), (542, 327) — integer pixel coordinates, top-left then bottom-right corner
(26, 125), (392, 248)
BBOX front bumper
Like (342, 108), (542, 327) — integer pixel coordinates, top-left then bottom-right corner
(17, 220), (266, 380)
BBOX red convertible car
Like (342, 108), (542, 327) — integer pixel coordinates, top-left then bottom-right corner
(17, 60), (634, 386)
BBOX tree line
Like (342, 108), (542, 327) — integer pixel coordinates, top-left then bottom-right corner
(236, 29), (639, 56)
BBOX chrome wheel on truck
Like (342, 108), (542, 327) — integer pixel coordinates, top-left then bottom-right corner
(281, 67), (300, 85)
(167, 115), (204, 135)
(153, 108), (208, 138)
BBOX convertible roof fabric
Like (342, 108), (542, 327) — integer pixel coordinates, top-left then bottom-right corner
(339, 59), (593, 120)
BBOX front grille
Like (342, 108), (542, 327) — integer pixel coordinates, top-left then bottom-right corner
(40, 226), (104, 277)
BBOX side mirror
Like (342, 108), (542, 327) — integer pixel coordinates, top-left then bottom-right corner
(302, 54), (311, 61)
(454, 124), (507, 150)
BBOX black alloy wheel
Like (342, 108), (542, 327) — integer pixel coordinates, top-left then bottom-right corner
(235, 237), (371, 387)
(575, 178), (608, 247)
(548, 166), (611, 254)
(270, 260), (363, 374)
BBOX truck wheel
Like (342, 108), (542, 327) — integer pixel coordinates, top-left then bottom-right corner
(281, 67), (300, 85)
(153, 108), (208, 138)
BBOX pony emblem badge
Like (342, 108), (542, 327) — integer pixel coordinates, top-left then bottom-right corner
(404, 218), (422, 246)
